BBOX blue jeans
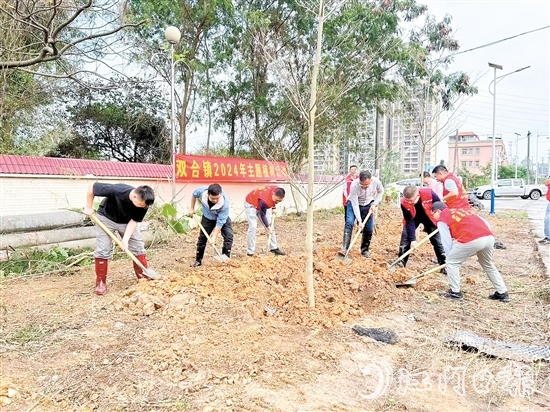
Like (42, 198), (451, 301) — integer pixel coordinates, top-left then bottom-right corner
(545, 202), (550, 239)
(344, 202), (374, 253)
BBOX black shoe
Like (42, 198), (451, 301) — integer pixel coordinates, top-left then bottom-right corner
(488, 291), (509, 302)
(440, 268), (447, 275)
(439, 289), (463, 300)
(538, 238), (550, 244)
(246, 253), (254, 257)
(361, 251), (370, 258)
(270, 248), (286, 256)
(191, 261), (201, 268)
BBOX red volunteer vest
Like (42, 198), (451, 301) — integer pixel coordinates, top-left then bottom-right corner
(401, 188), (437, 225)
(440, 208), (493, 243)
(245, 185), (279, 210)
(441, 173), (470, 209)
(343, 174), (356, 206)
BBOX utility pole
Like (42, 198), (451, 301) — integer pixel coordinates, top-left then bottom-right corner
(514, 132), (521, 178)
(526, 131), (531, 184)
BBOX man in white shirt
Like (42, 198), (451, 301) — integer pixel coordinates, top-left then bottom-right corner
(338, 170), (384, 258)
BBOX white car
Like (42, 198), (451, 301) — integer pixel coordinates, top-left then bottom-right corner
(473, 178), (548, 200)
(385, 178), (422, 194)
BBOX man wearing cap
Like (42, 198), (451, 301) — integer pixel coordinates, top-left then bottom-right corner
(431, 165), (470, 210)
(431, 201), (509, 302)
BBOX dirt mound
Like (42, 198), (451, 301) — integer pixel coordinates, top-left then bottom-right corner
(116, 208), (431, 328)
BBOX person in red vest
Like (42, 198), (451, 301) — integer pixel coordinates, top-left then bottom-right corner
(538, 175), (550, 244)
(398, 185), (446, 270)
(83, 183), (155, 295)
(431, 165), (470, 209)
(431, 201), (509, 302)
(244, 185), (286, 256)
(342, 165), (358, 208)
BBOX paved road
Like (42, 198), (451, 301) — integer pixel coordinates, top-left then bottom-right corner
(478, 197), (549, 277)
(478, 197), (547, 240)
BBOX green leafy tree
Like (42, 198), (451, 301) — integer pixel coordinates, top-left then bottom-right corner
(49, 80), (170, 163)
(127, 0), (232, 154)
(498, 165), (527, 179)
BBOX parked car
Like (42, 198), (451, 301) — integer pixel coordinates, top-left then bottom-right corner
(472, 178), (548, 200)
(385, 178), (422, 194)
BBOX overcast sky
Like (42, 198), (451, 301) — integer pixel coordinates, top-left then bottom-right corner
(423, 0), (550, 166)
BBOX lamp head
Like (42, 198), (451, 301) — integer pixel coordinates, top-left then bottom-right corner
(165, 26), (181, 44)
(488, 62), (503, 70)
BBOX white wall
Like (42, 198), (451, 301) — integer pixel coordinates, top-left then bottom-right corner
(0, 176), (344, 220)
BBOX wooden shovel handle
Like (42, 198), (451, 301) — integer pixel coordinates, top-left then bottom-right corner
(388, 228), (440, 267)
(192, 214), (224, 259)
(89, 213), (146, 271)
(266, 213), (275, 251)
(412, 264), (446, 281)
(344, 209), (373, 258)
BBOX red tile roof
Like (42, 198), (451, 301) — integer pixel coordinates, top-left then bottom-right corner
(0, 155), (171, 179)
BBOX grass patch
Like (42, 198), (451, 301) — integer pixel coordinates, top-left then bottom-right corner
(501, 210), (529, 219)
(0, 247), (93, 278)
(534, 286), (550, 303)
(9, 323), (51, 344)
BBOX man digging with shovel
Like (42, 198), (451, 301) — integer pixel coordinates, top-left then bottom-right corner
(431, 201), (509, 302)
(339, 170), (384, 258)
(190, 184), (233, 267)
(84, 183), (155, 295)
(398, 185), (446, 272)
(244, 185), (286, 256)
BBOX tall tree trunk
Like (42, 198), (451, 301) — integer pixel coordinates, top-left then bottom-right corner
(305, 1), (326, 309)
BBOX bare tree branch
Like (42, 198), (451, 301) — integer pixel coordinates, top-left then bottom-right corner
(0, 0), (144, 70)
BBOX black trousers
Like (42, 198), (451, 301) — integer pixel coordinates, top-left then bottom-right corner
(399, 219), (445, 266)
(196, 216), (233, 261)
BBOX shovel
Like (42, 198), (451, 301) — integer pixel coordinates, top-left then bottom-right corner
(192, 214), (229, 262)
(395, 264), (446, 287)
(263, 214), (276, 256)
(335, 210), (373, 264)
(89, 214), (161, 280)
(387, 228), (439, 272)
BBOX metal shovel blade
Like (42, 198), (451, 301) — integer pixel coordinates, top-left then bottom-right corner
(334, 210), (373, 264)
(334, 251), (352, 264)
(214, 254), (230, 263)
(395, 277), (418, 287)
(142, 267), (162, 280)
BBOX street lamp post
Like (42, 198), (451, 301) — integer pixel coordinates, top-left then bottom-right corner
(165, 26), (181, 202)
(514, 132), (521, 178)
(488, 63), (530, 215)
(488, 62), (502, 215)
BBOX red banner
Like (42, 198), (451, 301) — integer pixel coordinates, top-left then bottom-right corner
(174, 154), (288, 182)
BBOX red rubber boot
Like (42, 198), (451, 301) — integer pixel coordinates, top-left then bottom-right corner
(133, 254), (149, 280)
(94, 258), (108, 295)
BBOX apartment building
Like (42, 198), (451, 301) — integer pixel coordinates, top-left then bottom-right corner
(447, 132), (508, 174)
(312, 94), (440, 176)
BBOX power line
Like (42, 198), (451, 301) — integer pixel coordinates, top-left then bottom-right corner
(476, 90), (550, 104)
(453, 25), (550, 57)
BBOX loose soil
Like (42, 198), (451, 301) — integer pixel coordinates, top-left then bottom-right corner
(1, 206), (550, 412)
